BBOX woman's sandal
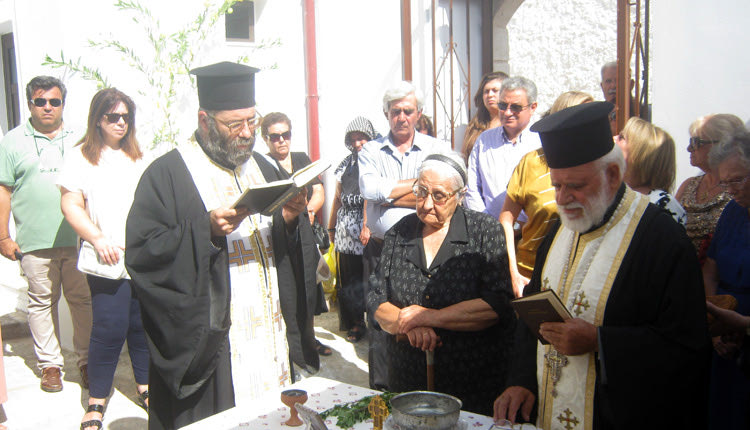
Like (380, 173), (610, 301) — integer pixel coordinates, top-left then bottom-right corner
(346, 325), (366, 343)
(137, 389), (149, 411)
(80, 403), (105, 430)
(315, 339), (333, 356)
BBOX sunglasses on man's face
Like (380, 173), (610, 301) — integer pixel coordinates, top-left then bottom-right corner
(268, 131), (291, 142)
(103, 113), (130, 124)
(30, 98), (62, 108)
(497, 102), (529, 114)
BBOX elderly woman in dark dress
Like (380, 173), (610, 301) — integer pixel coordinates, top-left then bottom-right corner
(367, 153), (515, 415)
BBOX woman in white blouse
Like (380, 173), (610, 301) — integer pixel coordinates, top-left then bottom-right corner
(57, 88), (149, 430)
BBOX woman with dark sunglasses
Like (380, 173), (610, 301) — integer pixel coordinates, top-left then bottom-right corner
(57, 88), (149, 430)
(675, 114), (744, 264)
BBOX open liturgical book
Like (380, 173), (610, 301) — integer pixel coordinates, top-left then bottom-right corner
(232, 159), (331, 216)
(511, 289), (572, 345)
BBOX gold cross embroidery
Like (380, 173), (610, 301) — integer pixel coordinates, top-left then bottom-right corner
(228, 239), (256, 267)
(542, 277), (551, 291)
(572, 291), (591, 317)
(556, 408), (580, 430)
(248, 307), (266, 338)
(273, 300), (283, 332)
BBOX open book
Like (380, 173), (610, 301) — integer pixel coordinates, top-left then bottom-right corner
(232, 159), (331, 216)
(511, 289), (572, 345)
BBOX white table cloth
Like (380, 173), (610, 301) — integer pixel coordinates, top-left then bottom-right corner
(183, 376), (499, 429)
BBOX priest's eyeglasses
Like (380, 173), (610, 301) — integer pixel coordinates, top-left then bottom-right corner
(687, 136), (719, 152)
(412, 183), (459, 205)
(497, 102), (530, 114)
(209, 114), (262, 134)
(719, 175), (749, 190)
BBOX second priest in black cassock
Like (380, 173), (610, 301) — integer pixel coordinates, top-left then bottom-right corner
(494, 102), (711, 429)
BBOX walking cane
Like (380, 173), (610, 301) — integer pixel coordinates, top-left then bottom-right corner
(426, 350), (435, 391)
(396, 334), (436, 391)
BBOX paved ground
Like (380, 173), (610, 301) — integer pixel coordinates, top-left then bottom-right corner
(0, 303), (369, 429)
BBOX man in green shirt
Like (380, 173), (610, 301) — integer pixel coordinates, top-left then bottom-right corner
(0, 76), (91, 393)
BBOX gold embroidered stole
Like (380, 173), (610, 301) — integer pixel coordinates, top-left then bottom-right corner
(536, 188), (648, 429)
(177, 139), (290, 402)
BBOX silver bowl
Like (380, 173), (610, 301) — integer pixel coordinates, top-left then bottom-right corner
(390, 391), (462, 430)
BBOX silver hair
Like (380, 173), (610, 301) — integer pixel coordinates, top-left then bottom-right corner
(500, 76), (538, 104)
(601, 61), (618, 79)
(594, 144), (626, 182)
(709, 128), (750, 171)
(382, 81), (424, 113)
(417, 152), (467, 192)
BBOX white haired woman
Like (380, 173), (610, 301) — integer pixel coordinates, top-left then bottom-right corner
(367, 153), (515, 415)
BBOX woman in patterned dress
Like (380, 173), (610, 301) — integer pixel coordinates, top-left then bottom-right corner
(327, 117), (378, 342)
(616, 117), (686, 226)
(675, 114), (744, 263)
(367, 153), (515, 415)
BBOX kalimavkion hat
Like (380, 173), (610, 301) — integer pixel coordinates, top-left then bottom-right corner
(190, 61), (259, 110)
(530, 101), (614, 169)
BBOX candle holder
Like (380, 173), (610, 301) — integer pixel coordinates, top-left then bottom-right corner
(280, 389), (308, 426)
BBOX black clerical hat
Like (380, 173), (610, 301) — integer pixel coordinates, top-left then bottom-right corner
(190, 61), (259, 110)
(530, 101), (614, 168)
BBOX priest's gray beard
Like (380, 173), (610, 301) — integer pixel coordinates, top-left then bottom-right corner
(558, 177), (612, 233)
(202, 119), (255, 169)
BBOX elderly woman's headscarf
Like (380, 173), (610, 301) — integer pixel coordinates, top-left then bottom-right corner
(344, 116), (378, 151)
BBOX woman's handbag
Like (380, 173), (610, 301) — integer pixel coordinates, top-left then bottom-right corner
(77, 240), (127, 280)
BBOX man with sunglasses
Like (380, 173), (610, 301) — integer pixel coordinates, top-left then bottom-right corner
(358, 80), (446, 390)
(0, 76), (92, 394)
(126, 62), (321, 429)
(466, 76), (540, 220)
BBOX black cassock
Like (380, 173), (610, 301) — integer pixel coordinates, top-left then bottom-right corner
(508, 194), (711, 429)
(125, 149), (320, 430)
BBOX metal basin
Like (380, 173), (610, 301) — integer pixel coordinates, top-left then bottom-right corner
(390, 391), (462, 430)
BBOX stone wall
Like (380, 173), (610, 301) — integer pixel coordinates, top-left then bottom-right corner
(505, 0), (617, 116)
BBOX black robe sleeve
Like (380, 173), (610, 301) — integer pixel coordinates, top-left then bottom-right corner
(125, 150), (232, 400)
(253, 152), (321, 372)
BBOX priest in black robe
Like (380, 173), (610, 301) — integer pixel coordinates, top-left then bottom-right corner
(493, 102), (711, 429)
(125, 62), (320, 430)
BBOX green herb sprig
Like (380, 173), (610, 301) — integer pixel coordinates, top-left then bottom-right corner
(320, 392), (396, 429)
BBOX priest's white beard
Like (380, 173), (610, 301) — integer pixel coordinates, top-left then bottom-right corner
(558, 179), (613, 232)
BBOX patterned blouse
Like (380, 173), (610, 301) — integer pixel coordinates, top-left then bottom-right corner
(333, 154), (365, 255)
(366, 206), (515, 415)
(678, 175), (731, 260)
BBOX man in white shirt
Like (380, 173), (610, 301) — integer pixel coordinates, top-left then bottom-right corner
(465, 77), (541, 218)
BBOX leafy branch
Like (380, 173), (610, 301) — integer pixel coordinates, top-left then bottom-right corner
(42, 0), (250, 149)
(42, 52), (111, 89)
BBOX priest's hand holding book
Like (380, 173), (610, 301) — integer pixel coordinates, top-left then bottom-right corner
(538, 318), (598, 355)
(210, 207), (250, 236)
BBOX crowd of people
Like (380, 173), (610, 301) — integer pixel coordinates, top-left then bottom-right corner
(0, 60), (748, 430)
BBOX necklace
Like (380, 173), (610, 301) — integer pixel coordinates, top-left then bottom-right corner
(699, 175), (721, 201)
